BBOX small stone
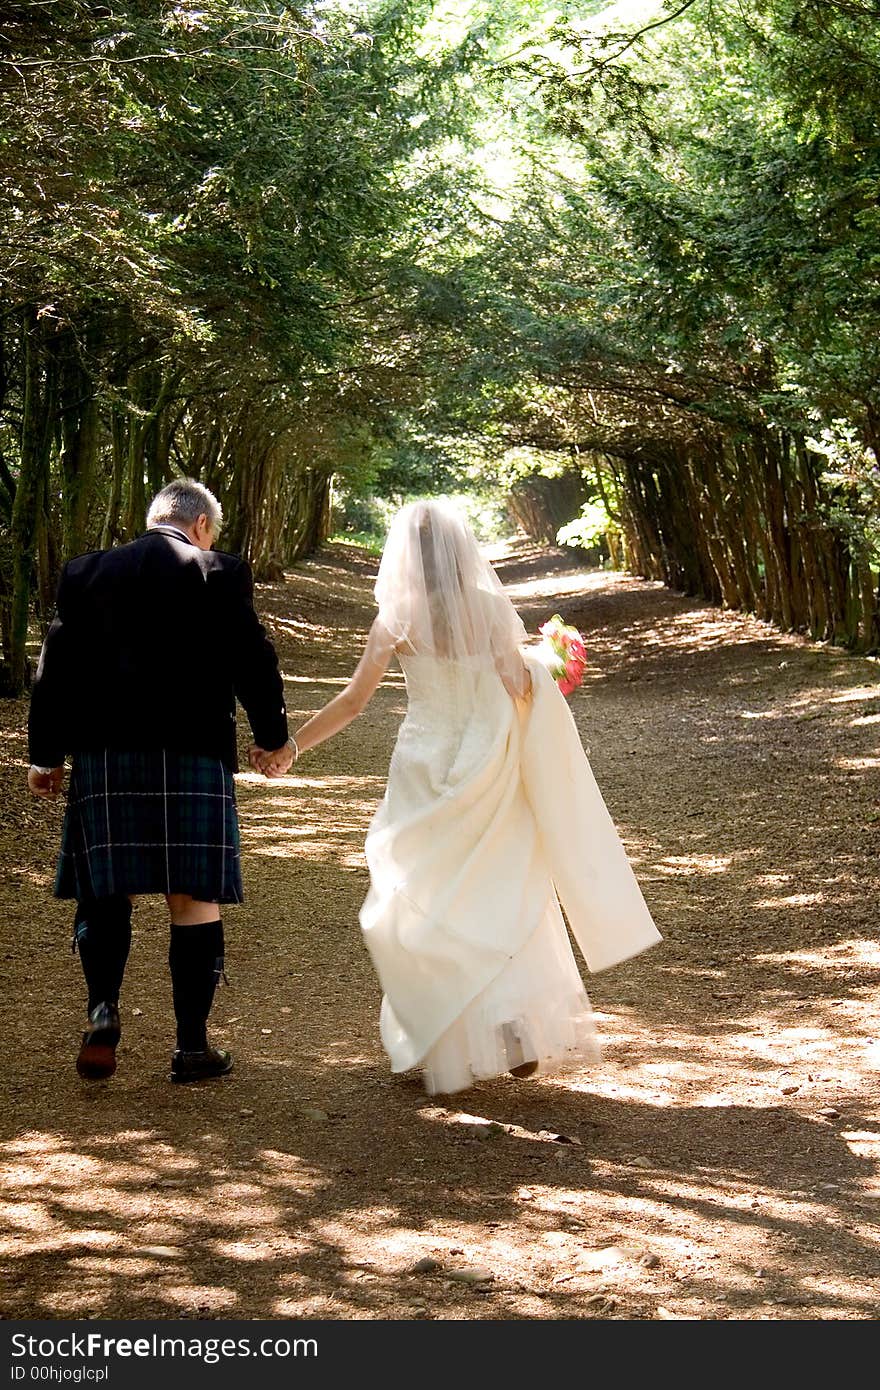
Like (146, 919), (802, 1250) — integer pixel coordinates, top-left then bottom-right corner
(640, 1252), (661, 1269)
(131, 1008), (143, 1017)
(543, 1231), (570, 1249)
(239, 1108), (255, 1117)
(410, 1257), (441, 1274)
(816, 1182), (840, 1193)
(819, 1107), (840, 1119)
(781, 1085), (800, 1095)
(517, 1188), (535, 1201)
(630, 1156), (652, 1169)
(261, 1028), (272, 1035)
(584, 1293), (616, 1310)
(300, 1106), (329, 1122)
(447, 1267), (495, 1285)
(579, 1246), (624, 1272)
(460, 1121), (504, 1140)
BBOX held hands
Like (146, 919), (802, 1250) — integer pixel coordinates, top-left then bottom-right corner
(28, 766), (65, 798)
(248, 742), (295, 779)
(30, 752), (294, 793)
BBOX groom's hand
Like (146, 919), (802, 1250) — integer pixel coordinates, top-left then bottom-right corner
(248, 743), (294, 779)
(28, 765), (64, 798)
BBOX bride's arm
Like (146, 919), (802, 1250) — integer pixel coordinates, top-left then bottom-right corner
(497, 651), (532, 700)
(291, 619), (394, 758)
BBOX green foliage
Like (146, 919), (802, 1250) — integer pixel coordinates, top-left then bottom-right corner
(557, 499), (618, 552)
(327, 529), (387, 555)
(807, 420), (880, 566)
(4, 0), (880, 672)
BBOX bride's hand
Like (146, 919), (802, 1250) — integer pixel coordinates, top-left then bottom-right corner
(251, 742), (295, 778)
(501, 663), (532, 700)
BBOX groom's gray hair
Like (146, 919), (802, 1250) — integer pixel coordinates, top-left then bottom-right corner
(147, 479), (223, 533)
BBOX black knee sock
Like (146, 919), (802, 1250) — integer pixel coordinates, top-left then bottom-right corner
(168, 920), (225, 1052)
(74, 896), (133, 1014)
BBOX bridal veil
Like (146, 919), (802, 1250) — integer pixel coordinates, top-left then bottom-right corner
(372, 499), (529, 695)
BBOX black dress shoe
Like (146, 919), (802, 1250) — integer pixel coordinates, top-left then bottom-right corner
(509, 1060), (539, 1079)
(170, 1046), (233, 1084)
(76, 1002), (121, 1080)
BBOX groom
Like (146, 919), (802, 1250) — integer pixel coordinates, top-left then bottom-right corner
(27, 479), (294, 1083)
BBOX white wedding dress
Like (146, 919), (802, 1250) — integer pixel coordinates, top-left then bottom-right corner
(359, 650), (661, 1094)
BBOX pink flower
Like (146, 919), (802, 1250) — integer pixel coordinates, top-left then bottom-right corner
(564, 657), (584, 683)
(538, 614), (586, 695)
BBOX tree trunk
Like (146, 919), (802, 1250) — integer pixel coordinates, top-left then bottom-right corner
(9, 308), (55, 693)
(59, 333), (100, 560)
(101, 407), (127, 549)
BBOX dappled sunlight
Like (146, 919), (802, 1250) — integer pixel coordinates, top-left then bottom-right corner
(380, 1089), (880, 1317)
(281, 673), (349, 690)
(826, 687), (880, 705)
(841, 1131), (880, 1168)
(654, 854), (733, 877)
(723, 681), (880, 730)
(504, 568), (610, 606)
(236, 774), (383, 865)
(0, 1125), (335, 1317)
(8, 865), (55, 889)
(755, 939), (880, 966)
(268, 616), (337, 643)
(754, 892), (825, 909)
(236, 773), (386, 793)
(3, 545), (880, 1320)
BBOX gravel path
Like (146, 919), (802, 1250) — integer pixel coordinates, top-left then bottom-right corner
(1, 540), (878, 1320)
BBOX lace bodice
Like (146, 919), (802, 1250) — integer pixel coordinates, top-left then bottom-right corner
(391, 653), (513, 799)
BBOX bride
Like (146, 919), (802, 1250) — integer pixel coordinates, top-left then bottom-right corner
(280, 499), (660, 1094)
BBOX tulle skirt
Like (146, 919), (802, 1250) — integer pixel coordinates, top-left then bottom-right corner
(363, 650), (659, 1097)
(386, 896), (599, 1096)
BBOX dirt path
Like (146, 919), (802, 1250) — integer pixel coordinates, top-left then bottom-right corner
(2, 541), (879, 1321)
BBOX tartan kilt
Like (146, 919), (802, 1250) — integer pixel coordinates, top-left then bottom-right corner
(55, 750), (243, 904)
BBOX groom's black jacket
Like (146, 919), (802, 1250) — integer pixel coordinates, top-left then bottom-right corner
(28, 529), (289, 771)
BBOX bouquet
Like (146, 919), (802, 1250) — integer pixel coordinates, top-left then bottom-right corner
(537, 614), (587, 696)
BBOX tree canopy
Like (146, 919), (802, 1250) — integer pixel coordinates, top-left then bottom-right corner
(3, 0), (880, 691)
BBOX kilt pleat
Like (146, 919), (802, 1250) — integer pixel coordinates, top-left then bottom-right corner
(55, 750), (243, 903)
